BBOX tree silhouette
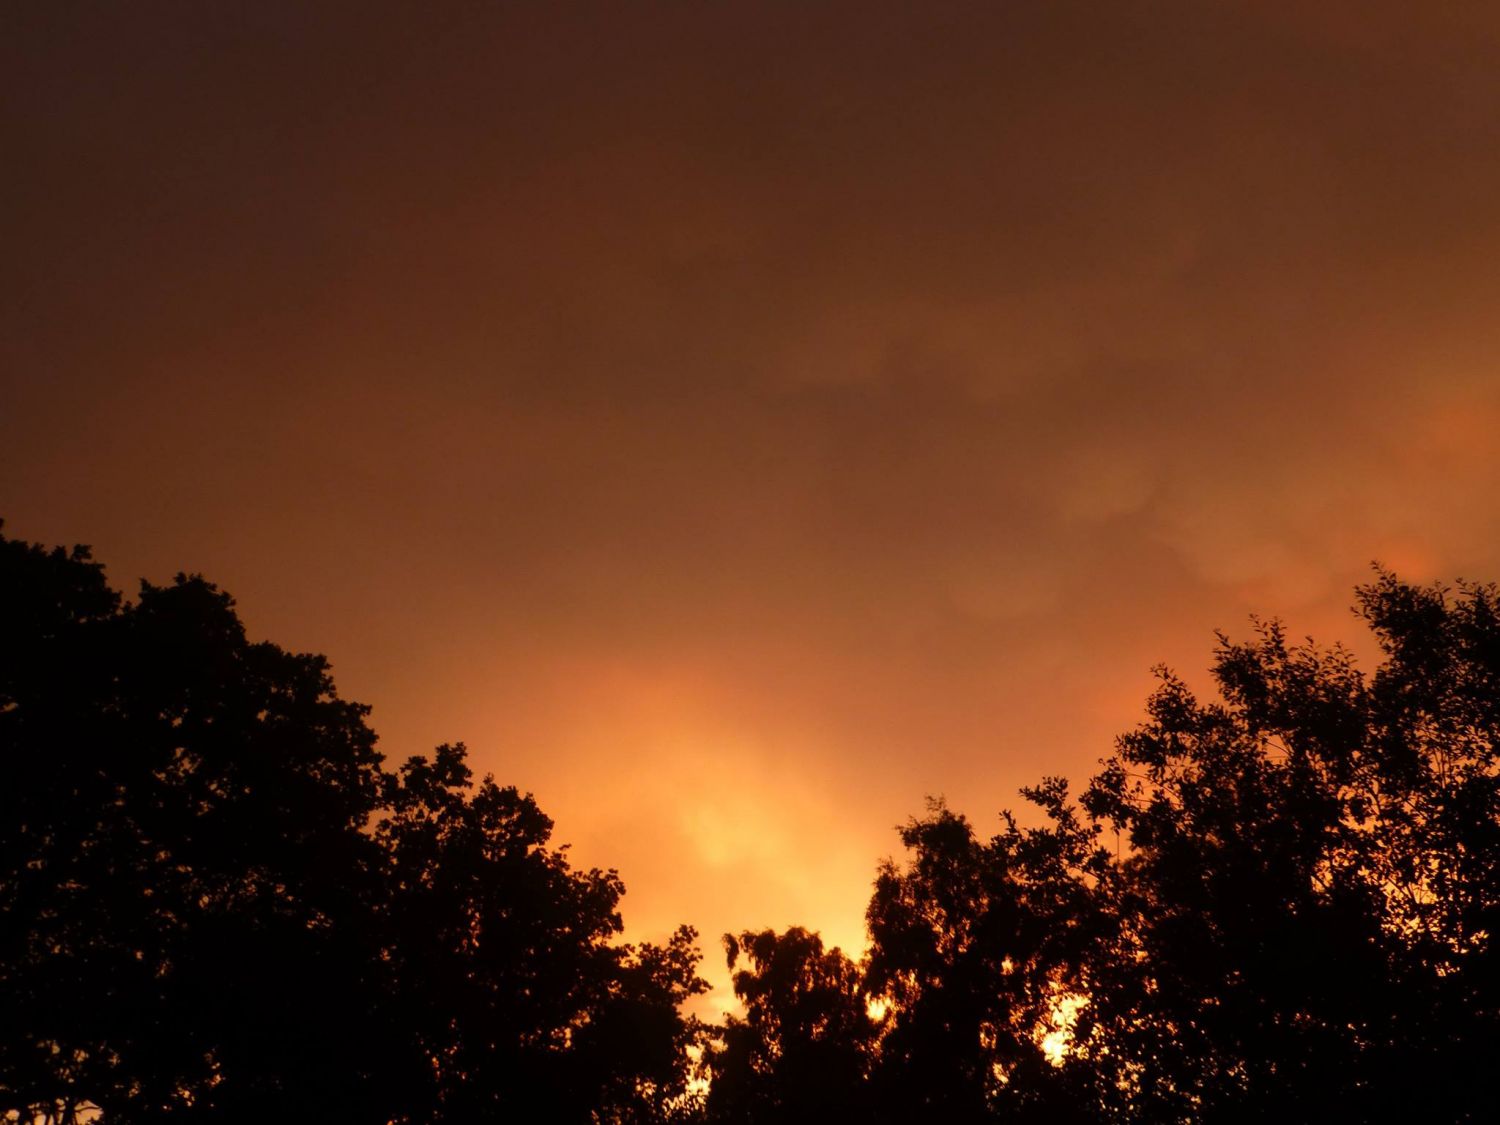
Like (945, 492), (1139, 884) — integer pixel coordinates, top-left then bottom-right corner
(7, 519), (1498, 1123)
(0, 529), (391, 1122)
(720, 569), (1500, 1123)
(0, 525), (705, 1124)
(862, 798), (1097, 1124)
(375, 744), (707, 1122)
(702, 927), (873, 1124)
(1074, 574), (1500, 1122)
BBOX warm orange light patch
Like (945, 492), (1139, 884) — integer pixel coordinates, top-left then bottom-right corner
(1039, 993), (1088, 1065)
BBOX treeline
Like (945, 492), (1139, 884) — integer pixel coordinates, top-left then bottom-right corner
(3, 525), (1496, 1123)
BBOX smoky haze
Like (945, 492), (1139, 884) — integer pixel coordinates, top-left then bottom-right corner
(6, 0), (1500, 1010)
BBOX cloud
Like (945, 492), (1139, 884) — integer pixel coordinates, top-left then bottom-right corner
(6, 0), (1500, 1011)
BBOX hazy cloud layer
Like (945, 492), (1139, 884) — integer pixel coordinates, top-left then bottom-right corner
(7, 1), (1500, 1006)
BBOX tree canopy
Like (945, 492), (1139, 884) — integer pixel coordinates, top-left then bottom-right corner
(697, 571), (1499, 1123)
(0, 525), (705, 1124)
(702, 926), (873, 1123)
(4, 520), (1496, 1123)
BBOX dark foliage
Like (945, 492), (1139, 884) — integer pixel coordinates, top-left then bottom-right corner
(862, 796), (1099, 1124)
(374, 745), (707, 1123)
(702, 927), (873, 1124)
(708, 570), (1500, 1123)
(6, 520), (1497, 1123)
(0, 525), (705, 1124)
(1072, 576), (1500, 1122)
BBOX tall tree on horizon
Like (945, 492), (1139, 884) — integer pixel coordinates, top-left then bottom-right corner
(702, 926), (874, 1124)
(0, 523), (707, 1125)
(1070, 571), (1500, 1122)
(729, 569), (1500, 1124)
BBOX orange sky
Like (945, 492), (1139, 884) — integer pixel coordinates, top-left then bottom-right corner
(6, 1), (1500, 1016)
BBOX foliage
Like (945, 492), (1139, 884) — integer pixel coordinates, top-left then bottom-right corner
(707, 569), (1500, 1123)
(702, 927), (872, 1123)
(6, 519), (1497, 1122)
(1073, 574), (1500, 1122)
(375, 745), (708, 1123)
(0, 524), (705, 1124)
(862, 794), (1102, 1124)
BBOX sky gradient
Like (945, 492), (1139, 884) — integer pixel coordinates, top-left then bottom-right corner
(7, 1), (1500, 1014)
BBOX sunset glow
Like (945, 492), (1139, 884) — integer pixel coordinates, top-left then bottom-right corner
(7, 1), (1500, 1027)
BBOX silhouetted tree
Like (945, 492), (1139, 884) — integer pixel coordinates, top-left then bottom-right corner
(1073, 572), (1500, 1122)
(710, 570), (1500, 1123)
(0, 528), (391, 1123)
(9, 520), (1498, 1123)
(702, 927), (873, 1124)
(375, 744), (707, 1123)
(0, 524), (706, 1124)
(863, 798), (1096, 1124)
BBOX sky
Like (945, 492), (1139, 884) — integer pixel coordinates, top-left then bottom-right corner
(6, 1), (1500, 1015)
